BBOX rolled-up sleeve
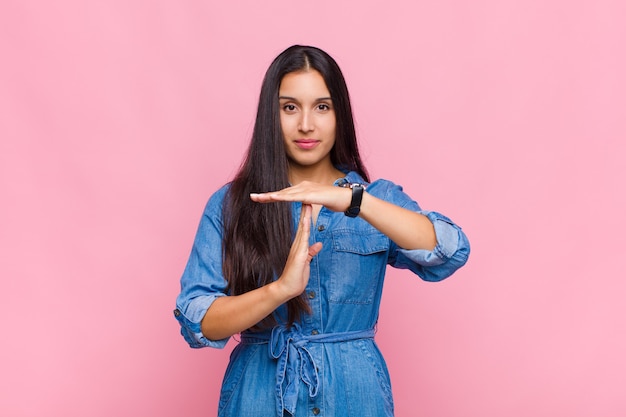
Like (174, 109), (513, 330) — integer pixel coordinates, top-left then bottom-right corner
(174, 295), (228, 348)
(174, 187), (231, 349)
(394, 211), (470, 281)
(369, 179), (470, 282)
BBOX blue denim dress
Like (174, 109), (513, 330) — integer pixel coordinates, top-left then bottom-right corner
(174, 171), (470, 417)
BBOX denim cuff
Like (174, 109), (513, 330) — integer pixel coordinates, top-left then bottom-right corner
(397, 211), (461, 266)
(174, 294), (229, 349)
(425, 211), (460, 260)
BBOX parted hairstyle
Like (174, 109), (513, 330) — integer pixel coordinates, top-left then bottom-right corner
(222, 45), (369, 328)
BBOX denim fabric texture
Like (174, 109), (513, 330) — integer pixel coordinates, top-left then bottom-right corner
(174, 171), (471, 417)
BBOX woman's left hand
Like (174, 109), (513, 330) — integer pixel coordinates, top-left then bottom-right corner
(252, 180), (438, 250)
(250, 181), (352, 213)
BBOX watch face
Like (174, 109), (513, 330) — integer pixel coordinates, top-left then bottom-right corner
(337, 178), (350, 188)
(337, 179), (366, 190)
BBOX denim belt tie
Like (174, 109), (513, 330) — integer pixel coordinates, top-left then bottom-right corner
(241, 324), (376, 417)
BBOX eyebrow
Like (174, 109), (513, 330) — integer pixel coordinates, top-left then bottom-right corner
(278, 96), (332, 102)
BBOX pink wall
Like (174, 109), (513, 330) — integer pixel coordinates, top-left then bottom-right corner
(1, 1), (625, 416)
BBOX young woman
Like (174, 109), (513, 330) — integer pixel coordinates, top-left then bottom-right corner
(174, 45), (470, 417)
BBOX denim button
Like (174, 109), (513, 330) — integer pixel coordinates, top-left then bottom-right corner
(312, 407), (320, 415)
(311, 329), (319, 335)
(317, 225), (325, 231)
(308, 291), (316, 299)
(173, 309), (181, 317)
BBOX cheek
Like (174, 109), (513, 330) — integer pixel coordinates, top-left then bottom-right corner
(328, 120), (337, 138)
(280, 114), (295, 135)
(327, 114), (337, 135)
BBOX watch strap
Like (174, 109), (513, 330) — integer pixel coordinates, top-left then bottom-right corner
(344, 183), (364, 217)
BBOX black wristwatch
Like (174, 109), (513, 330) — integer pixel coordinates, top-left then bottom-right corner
(341, 182), (365, 218)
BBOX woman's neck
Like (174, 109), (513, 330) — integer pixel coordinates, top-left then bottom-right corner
(288, 162), (345, 186)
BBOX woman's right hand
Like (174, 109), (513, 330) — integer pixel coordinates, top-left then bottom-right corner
(201, 204), (323, 340)
(275, 204), (323, 299)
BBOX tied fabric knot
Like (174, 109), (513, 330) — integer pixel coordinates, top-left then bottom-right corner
(242, 325), (376, 417)
(269, 323), (318, 416)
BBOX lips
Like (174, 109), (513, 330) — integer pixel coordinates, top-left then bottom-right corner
(294, 139), (320, 150)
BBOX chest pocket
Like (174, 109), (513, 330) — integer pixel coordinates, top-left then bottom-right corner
(329, 229), (390, 305)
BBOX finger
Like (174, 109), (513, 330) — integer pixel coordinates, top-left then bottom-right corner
(250, 185), (313, 203)
(250, 192), (280, 203)
(308, 242), (323, 259)
(289, 204), (311, 255)
(299, 204), (312, 235)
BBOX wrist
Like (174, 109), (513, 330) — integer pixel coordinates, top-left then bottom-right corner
(269, 278), (298, 304)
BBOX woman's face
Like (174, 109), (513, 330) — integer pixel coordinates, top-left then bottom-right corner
(278, 70), (337, 172)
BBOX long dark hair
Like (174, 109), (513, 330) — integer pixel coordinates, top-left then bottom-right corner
(222, 45), (369, 329)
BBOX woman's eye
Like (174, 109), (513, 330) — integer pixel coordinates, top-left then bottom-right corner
(283, 104), (297, 112)
(317, 104), (330, 111)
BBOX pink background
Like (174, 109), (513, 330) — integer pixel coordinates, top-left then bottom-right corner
(1, 1), (625, 416)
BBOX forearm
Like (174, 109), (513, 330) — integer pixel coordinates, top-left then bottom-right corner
(201, 281), (290, 340)
(201, 204), (320, 340)
(358, 191), (436, 251)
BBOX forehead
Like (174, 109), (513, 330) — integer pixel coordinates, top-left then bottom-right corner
(278, 70), (330, 98)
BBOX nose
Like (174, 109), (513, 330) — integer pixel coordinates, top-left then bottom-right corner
(298, 110), (314, 133)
